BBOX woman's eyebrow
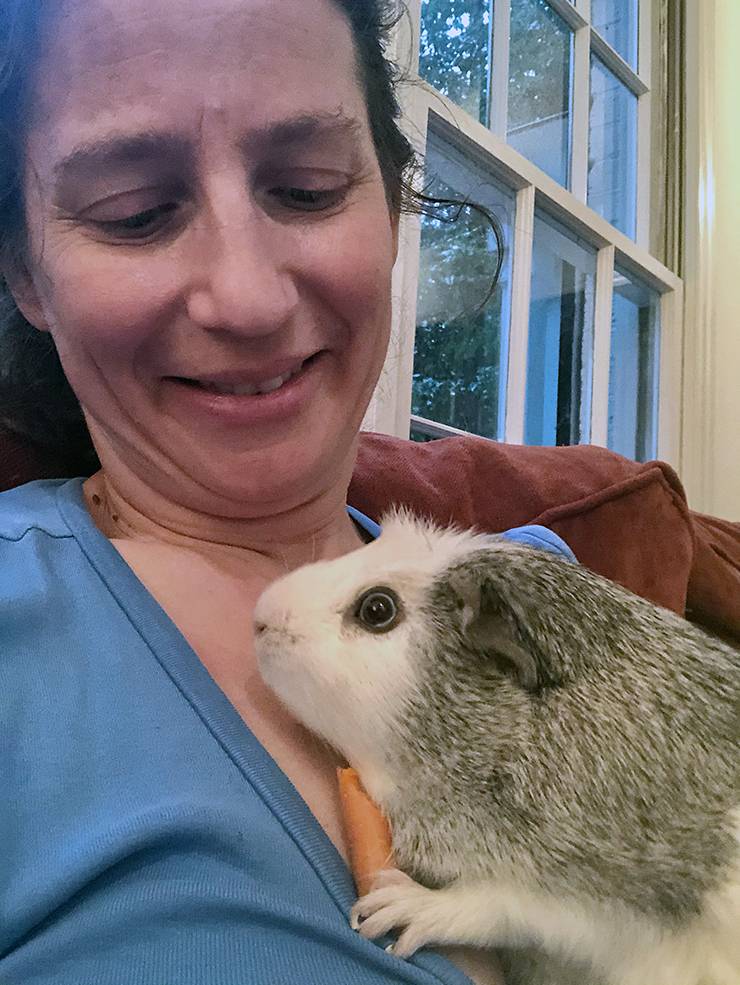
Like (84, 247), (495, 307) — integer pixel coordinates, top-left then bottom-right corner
(53, 132), (193, 183)
(52, 112), (367, 184)
(251, 111), (366, 152)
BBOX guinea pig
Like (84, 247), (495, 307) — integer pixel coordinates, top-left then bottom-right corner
(253, 507), (740, 985)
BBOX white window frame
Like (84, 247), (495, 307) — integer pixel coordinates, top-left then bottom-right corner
(364, 0), (683, 472)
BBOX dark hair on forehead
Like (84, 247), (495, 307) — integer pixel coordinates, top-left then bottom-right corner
(331, 0), (416, 214)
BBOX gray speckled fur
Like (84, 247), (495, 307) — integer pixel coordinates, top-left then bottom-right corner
(382, 544), (739, 982)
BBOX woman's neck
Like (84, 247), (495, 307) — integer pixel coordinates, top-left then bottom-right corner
(82, 468), (369, 579)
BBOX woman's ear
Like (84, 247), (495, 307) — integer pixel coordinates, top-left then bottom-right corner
(3, 257), (51, 332)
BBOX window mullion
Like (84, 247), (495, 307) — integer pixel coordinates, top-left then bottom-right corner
(391, 85), (429, 438)
(410, 416), (481, 441)
(571, 24), (591, 201)
(365, 199), (424, 438)
(635, 91), (652, 251)
(504, 184), (535, 444)
(590, 245), (616, 447)
(546, 0), (588, 31)
(388, 205), (424, 437)
(657, 284), (683, 466)
(365, 79), (427, 439)
(590, 29), (648, 94)
(489, 0), (510, 138)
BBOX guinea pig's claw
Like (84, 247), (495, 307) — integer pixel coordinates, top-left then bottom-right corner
(351, 870), (415, 932)
(350, 875), (439, 957)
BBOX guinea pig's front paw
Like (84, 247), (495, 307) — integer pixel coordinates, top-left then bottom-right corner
(350, 870), (449, 959)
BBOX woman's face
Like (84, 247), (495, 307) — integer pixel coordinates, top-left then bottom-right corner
(19, 0), (398, 514)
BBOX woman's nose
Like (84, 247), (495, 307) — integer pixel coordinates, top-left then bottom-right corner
(185, 208), (301, 337)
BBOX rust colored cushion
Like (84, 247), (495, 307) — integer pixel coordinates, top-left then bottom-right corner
(686, 512), (740, 639)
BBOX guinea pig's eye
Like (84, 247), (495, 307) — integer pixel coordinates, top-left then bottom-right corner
(354, 587), (402, 633)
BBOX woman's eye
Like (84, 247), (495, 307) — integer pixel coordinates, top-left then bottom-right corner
(271, 186), (347, 212)
(354, 587), (402, 634)
(93, 202), (179, 239)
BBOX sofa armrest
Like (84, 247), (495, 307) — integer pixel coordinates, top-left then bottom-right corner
(685, 512), (740, 641)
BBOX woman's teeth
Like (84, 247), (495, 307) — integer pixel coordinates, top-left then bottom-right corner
(197, 367), (300, 396)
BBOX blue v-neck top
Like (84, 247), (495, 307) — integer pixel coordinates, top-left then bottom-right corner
(0, 479), (574, 983)
(0, 479), (481, 984)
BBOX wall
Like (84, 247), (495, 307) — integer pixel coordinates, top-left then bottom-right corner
(682, 0), (740, 521)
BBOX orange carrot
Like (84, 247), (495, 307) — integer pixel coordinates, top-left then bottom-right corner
(337, 767), (394, 897)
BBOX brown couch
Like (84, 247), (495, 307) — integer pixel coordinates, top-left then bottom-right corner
(2, 424), (738, 641)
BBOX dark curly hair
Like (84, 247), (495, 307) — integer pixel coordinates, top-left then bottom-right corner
(0, 0), (500, 476)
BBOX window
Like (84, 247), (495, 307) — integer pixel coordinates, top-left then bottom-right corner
(507, 0), (574, 187)
(607, 266), (660, 461)
(525, 211), (596, 447)
(412, 133), (514, 441)
(418, 0), (492, 124)
(588, 55), (638, 236)
(591, 0), (639, 68)
(369, 0), (682, 468)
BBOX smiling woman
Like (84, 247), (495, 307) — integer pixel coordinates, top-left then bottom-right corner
(14, 0), (399, 520)
(0, 1), (504, 983)
(0, 3), (736, 984)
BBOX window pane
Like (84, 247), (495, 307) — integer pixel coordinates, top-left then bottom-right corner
(588, 56), (638, 237)
(419, 0), (493, 125)
(525, 212), (596, 446)
(608, 268), (660, 461)
(413, 133), (515, 441)
(508, 0), (574, 186)
(591, 0), (639, 69)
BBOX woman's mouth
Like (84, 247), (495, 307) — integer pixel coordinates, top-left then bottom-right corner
(172, 354), (317, 397)
(163, 352), (324, 428)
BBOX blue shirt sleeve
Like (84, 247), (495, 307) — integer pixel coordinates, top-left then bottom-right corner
(347, 506), (577, 563)
(499, 524), (577, 563)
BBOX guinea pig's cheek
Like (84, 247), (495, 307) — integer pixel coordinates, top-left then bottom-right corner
(253, 630), (298, 693)
(253, 640), (278, 689)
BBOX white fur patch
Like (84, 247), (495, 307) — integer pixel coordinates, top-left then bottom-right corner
(351, 853), (740, 985)
(253, 509), (495, 803)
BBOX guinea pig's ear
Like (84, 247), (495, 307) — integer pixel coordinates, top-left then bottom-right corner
(447, 569), (540, 691)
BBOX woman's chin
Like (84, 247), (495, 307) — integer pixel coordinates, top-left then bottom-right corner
(94, 383), (365, 516)
(166, 436), (357, 517)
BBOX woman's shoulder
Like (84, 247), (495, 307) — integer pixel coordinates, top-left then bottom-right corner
(0, 480), (84, 617)
(0, 478), (77, 542)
